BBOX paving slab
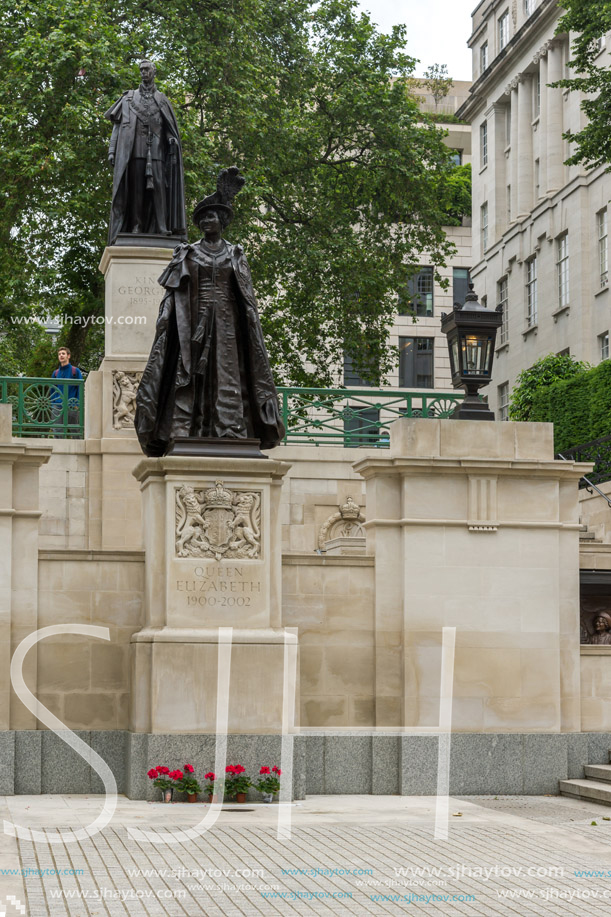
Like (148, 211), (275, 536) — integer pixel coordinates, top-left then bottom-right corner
(2, 794), (611, 915)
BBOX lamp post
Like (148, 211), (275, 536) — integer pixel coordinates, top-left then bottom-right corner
(440, 282), (502, 420)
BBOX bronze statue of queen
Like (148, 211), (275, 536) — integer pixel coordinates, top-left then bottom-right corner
(134, 167), (285, 456)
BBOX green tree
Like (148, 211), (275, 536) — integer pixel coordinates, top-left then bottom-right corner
(420, 63), (453, 109)
(508, 353), (590, 421)
(440, 163), (471, 226)
(0, 0), (457, 384)
(554, 0), (611, 170)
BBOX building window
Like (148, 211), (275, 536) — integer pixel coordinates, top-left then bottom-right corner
(524, 0), (535, 18)
(498, 382), (509, 421)
(499, 11), (509, 50)
(598, 208), (608, 288)
(481, 202), (489, 253)
(600, 331), (609, 362)
(449, 149), (462, 166)
(556, 232), (569, 308)
(534, 159), (540, 200)
(343, 352), (368, 387)
(505, 106), (511, 145)
(453, 267), (470, 306)
(344, 407), (381, 446)
(507, 185), (511, 222)
(534, 72), (541, 117)
(480, 42), (488, 73)
(399, 337), (434, 388)
(400, 266), (434, 316)
(480, 121), (488, 167)
(526, 256), (538, 326)
(497, 276), (509, 345)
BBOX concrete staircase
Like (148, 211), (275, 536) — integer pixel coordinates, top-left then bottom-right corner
(560, 756), (611, 805)
(579, 521), (600, 542)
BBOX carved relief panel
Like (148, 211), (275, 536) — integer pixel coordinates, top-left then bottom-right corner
(175, 481), (261, 560)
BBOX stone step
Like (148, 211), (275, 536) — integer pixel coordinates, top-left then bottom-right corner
(559, 778), (611, 805)
(585, 764), (611, 783)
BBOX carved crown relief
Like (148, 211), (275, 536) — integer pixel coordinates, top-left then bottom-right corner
(175, 482), (261, 560)
(318, 496), (365, 550)
(112, 371), (141, 429)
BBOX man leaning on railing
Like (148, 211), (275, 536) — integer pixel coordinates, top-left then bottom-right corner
(51, 347), (83, 438)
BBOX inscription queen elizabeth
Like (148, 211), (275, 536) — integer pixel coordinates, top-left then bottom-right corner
(175, 481), (261, 560)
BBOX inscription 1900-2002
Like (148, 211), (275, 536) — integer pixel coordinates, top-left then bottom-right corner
(176, 565), (262, 608)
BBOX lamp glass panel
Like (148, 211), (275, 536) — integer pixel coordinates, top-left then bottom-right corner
(450, 336), (459, 376)
(460, 332), (493, 376)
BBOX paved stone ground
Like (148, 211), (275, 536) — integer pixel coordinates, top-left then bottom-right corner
(2, 794), (611, 915)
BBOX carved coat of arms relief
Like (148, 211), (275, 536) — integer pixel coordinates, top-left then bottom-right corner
(175, 481), (261, 560)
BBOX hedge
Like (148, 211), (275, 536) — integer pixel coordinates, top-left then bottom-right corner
(529, 360), (611, 452)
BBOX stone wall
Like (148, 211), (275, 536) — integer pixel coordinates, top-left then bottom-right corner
(37, 552), (144, 730)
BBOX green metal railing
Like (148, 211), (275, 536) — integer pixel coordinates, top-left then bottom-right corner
(277, 387), (464, 447)
(0, 376), (84, 438)
(0, 377), (464, 446)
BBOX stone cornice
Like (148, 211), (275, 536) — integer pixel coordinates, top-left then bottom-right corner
(457, 0), (563, 122)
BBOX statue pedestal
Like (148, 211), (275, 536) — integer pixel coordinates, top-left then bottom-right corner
(85, 244), (175, 443)
(84, 244), (176, 548)
(129, 456), (297, 734)
(98, 242), (175, 362)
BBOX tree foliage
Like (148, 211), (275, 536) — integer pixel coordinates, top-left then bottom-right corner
(554, 0), (611, 170)
(440, 163), (471, 226)
(508, 353), (590, 421)
(0, 0), (457, 383)
(420, 63), (453, 109)
(529, 359), (611, 451)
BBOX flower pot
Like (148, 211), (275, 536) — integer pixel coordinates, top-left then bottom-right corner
(207, 794), (218, 804)
(262, 793), (274, 804)
(236, 792), (247, 804)
(187, 793), (198, 803)
(162, 788), (173, 804)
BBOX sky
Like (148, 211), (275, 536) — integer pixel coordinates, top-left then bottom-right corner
(355, 0), (475, 80)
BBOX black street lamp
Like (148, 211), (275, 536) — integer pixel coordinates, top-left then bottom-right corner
(440, 282), (502, 420)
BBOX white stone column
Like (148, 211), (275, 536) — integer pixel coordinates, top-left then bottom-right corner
(517, 75), (533, 217)
(510, 85), (519, 222)
(490, 103), (508, 235)
(538, 55), (548, 196)
(546, 41), (564, 193)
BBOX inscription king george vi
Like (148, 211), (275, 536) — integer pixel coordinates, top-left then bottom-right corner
(175, 482), (261, 560)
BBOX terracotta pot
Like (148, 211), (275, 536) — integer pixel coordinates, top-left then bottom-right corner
(162, 788), (173, 804)
(236, 792), (247, 803)
(187, 793), (198, 803)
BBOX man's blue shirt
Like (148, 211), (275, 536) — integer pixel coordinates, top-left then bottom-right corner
(51, 364), (83, 404)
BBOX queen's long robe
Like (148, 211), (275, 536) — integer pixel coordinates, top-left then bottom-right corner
(134, 240), (285, 455)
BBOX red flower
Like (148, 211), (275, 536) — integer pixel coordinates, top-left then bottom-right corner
(259, 766), (271, 774)
(272, 766), (282, 775)
(204, 772), (216, 781)
(169, 770), (184, 781)
(226, 765), (236, 774)
(184, 764), (194, 773)
(147, 768), (158, 779)
(156, 766), (169, 775)
(235, 765), (245, 774)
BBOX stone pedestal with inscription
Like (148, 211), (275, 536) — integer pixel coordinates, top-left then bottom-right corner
(129, 455), (297, 734)
(85, 243), (176, 443)
(84, 243), (176, 550)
